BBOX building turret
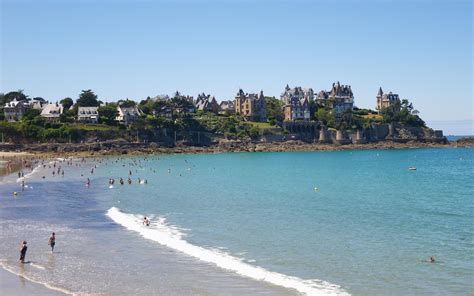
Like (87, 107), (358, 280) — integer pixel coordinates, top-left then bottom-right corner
(377, 87), (383, 98)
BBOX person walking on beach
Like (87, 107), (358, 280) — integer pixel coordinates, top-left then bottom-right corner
(19, 241), (27, 263)
(48, 232), (56, 253)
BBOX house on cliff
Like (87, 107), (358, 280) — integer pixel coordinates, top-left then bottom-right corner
(116, 105), (142, 126)
(77, 107), (99, 124)
(219, 100), (235, 114)
(3, 99), (29, 122)
(234, 89), (267, 122)
(280, 85), (311, 121)
(316, 81), (354, 120)
(376, 87), (400, 114)
(281, 84), (314, 104)
(40, 103), (63, 123)
(195, 93), (219, 114)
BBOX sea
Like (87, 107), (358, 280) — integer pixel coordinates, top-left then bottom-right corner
(0, 147), (472, 296)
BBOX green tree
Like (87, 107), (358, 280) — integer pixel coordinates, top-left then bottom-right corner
(118, 99), (136, 108)
(60, 109), (75, 123)
(22, 108), (41, 121)
(60, 97), (74, 110)
(381, 99), (425, 127)
(308, 100), (318, 120)
(76, 90), (99, 107)
(248, 126), (260, 140)
(98, 103), (118, 125)
(139, 97), (155, 115)
(264, 96), (283, 123)
(315, 108), (336, 128)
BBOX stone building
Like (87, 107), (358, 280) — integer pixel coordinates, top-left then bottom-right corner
(316, 81), (354, 119)
(3, 99), (28, 122)
(283, 99), (310, 121)
(280, 85), (311, 121)
(280, 85), (314, 104)
(77, 106), (99, 124)
(234, 89), (267, 122)
(219, 100), (235, 114)
(29, 98), (46, 110)
(195, 93), (219, 114)
(376, 87), (400, 114)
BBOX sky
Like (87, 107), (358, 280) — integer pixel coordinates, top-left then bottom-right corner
(1, 0), (473, 133)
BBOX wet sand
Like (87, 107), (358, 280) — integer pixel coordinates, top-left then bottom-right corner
(0, 268), (66, 295)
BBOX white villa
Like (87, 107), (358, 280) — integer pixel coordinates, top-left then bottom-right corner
(40, 103), (63, 122)
(116, 105), (142, 126)
(3, 99), (28, 122)
(77, 107), (99, 124)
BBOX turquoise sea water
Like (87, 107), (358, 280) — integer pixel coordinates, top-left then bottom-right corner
(0, 148), (472, 295)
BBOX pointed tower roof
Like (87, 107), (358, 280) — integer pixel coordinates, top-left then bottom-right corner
(377, 87), (383, 97)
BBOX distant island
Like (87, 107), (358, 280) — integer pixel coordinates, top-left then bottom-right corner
(0, 82), (463, 155)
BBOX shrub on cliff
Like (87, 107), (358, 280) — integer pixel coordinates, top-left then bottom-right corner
(381, 99), (425, 127)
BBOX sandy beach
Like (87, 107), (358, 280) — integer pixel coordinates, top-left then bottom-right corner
(0, 152), (33, 158)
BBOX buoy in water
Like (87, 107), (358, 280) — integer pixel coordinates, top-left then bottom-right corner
(313, 187), (318, 192)
(13, 192), (17, 196)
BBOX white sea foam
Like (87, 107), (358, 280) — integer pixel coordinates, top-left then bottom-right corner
(29, 262), (46, 270)
(107, 207), (350, 296)
(16, 164), (42, 183)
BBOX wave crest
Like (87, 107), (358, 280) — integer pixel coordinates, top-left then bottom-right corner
(106, 207), (349, 296)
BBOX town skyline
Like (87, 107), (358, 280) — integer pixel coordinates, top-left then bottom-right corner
(1, 1), (472, 127)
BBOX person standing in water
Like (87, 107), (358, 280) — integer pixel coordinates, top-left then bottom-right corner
(48, 232), (56, 253)
(19, 241), (27, 263)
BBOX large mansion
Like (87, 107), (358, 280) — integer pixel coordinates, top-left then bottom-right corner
(281, 85), (312, 121)
(316, 81), (354, 119)
(234, 89), (267, 122)
(376, 87), (400, 113)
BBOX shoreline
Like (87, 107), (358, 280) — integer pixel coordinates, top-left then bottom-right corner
(0, 139), (472, 158)
(0, 265), (67, 296)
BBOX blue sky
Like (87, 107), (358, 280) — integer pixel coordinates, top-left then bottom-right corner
(1, 0), (472, 130)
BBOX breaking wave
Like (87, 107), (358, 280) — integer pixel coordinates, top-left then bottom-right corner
(106, 207), (350, 296)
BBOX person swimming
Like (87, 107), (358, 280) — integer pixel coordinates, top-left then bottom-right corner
(143, 217), (150, 226)
(430, 256), (435, 263)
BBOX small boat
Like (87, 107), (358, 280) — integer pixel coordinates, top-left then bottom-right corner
(408, 167), (417, 171)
